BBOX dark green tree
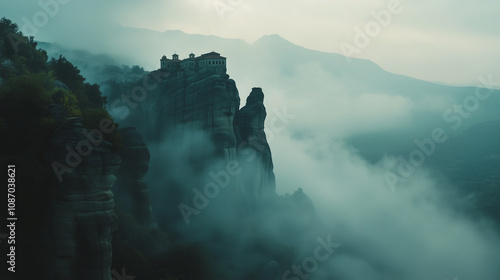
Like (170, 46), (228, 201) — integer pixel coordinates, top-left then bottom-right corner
(48, 55), (85, 89)
(0, 17), (48, 74)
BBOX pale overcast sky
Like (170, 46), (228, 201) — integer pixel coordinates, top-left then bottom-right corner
(1, 0), (499, 85)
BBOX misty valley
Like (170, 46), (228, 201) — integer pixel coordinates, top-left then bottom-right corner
(1, 14), (500, 280)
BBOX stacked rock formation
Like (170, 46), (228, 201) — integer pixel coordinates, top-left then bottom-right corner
(115, 127), (157, 232)
(44, 117), (121, 280)
(153, 71), (240, 152)
(234, 87), (277, 202)
(130, 71), (248, 217)
(121, 71), (279, 215)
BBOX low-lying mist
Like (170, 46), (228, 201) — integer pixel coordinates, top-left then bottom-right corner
(133, 91), (500, 279)
(48, 31), (500, 278)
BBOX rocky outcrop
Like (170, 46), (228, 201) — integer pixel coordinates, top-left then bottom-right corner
(234, 87), (277, 202)
(44, 117), (120, 280)
(121, 71), (278, 215)
(105, 60), (328, 280)
(151, 71), (240, 152)
(119, 71), (246, 214)
(115, 127), (157, 232)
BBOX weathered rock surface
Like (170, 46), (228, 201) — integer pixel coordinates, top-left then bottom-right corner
(120, 70), (246, 214)
(154, 71), (240, 151)
(115, 127), (157, 232)
(119, 70), (279, 220)
(128, 69), (239, 147)
(44, 117), (120, 280)
(110, 63), (327, 280)
(234, 87), (277, 202)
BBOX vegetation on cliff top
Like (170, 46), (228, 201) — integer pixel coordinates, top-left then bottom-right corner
(0, 17), (120, 155)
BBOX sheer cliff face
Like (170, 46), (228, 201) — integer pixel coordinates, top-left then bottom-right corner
(153, 72), (240, 153)
(115, 127), (157, 232)
(44, 118), (120, 280)
(121, 70), (277, 217)
(153, 74), (276, 199)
